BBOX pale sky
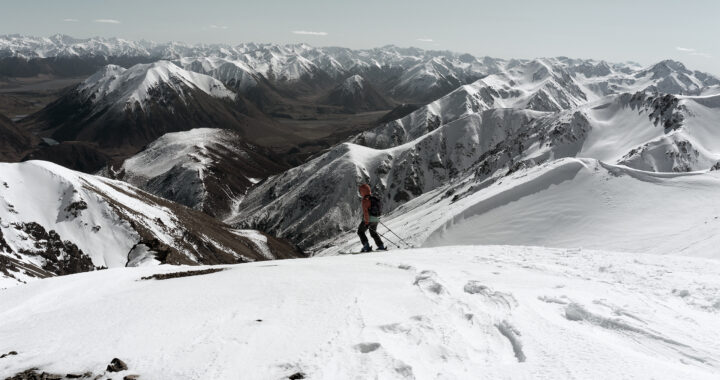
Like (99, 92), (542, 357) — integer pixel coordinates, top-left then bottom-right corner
(1, 0), (718, 75)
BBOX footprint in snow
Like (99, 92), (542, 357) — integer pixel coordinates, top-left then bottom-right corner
(354, 342), (381, 354)
(464, 280), (517, 308)
(413, 271), (445, 295)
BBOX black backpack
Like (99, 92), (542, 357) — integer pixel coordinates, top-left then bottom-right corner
(366, 194), (382, 217)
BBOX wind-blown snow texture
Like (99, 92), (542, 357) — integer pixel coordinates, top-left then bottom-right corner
(1, 246), (719, 379)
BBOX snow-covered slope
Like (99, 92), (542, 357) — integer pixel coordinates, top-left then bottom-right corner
(314, 158), (720, 257)
(423, 159), (720, 255)
(1, 246), (718, 379)
(0, 161), (300, 288)
(25, 61), (262, 160)
(235, 89), (720, 250)
(112, 128), (286, 219)
(176, 57), (261, 93)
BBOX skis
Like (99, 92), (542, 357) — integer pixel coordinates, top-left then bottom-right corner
(341, 247), (389, 255)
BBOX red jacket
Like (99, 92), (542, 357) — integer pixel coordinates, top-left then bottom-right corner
(359, 184), (372, 224)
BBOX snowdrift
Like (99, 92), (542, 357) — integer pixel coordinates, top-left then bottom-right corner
(1, 247), (718, 379)
(422, 159), (720, 257)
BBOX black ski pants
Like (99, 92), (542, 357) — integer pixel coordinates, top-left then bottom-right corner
(358, 221), (383, 247)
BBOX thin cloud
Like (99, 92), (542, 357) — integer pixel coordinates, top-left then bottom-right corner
(417, 38), (434, 42)
(209, 25), (229, 30)
(292, 30), (328, 36)
(676, 46), (711, 58)
(691, 52), (712, 58)
(94, 19), (121, 24)
(63, 18), (79, 22)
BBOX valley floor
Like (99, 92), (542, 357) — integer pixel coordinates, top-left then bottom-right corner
(1, 246), (719, 379)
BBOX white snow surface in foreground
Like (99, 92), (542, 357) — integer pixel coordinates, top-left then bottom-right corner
(0, 246), (718, 379)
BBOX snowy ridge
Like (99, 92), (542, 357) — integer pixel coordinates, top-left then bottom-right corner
(120, 128), (232, 183)
(317, 158), (720, 257)
(115, 128), (277, 218)
(177, 57), (260, 92)
(341, 74), (365, 94)
(356, 58), (720, 150)
(0, 160), (298, 288)
(77, 61), (235, 110)
(236, 90), (720, 249)
(4, 35), (719, 104)
(0, 34), (153, 58)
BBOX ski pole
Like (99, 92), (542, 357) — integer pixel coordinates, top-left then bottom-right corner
(379, 221), (412, 247)
(375, 230), (401, 249)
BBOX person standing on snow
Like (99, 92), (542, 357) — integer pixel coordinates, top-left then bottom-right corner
(357, 184), (386, 252)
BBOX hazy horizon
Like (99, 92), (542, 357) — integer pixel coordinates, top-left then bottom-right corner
(1, 0), (718, 75)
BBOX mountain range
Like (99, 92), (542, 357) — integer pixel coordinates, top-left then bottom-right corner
(1, 35), (719, 253)
(2, 34), (720, 379)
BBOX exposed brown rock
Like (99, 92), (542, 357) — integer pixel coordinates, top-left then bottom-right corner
(106, 358), (128, 372)
(140, 268), (225, 281)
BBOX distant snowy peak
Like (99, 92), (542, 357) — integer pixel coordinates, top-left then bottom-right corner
(176, 57), (260, 92)
(3, 35), (720, 104)
(275, 55), (320, 81)
(28, 60), (263, 155)
(0, 34), (152, 58)
(320, 74), (391, 112)
(341, 74), (365, 94)
(77, 60), (236, 110)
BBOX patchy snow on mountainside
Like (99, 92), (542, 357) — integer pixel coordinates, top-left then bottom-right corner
(118, 128), (241, 212)
(0, 160), (299, 288)
(120, 128), (226, 183)
(113, 128), (285, 218)
(1, 246), (719, 379)
(319, 74), (392, 112)
(239, 86), (720, 251)
(341, 74), (365, 94)
(77, 61), (236, 111)
(177, 57), (260, 92)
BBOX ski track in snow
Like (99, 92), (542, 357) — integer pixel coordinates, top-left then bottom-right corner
(1, 246), (719, 379)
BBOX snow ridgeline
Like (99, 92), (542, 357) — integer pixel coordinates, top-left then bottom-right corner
(4, 35), (718, 104)
(112, 128), (279, 219)
(0, 246), (718, 379)
(235, 90), (720, 251)
(0, 161), (297, 288)
(78, 61), (236, 111)
(319, 158), (720, 257)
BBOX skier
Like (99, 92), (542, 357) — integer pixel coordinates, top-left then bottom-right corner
(357, 184), (387, 252)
